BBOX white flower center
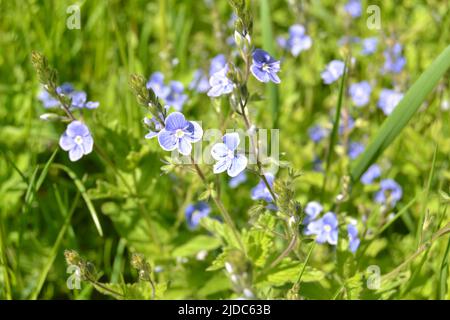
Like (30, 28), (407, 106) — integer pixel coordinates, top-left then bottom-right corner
(227, 149), (235, 158)
(324, 225), (332, 232)
(74, 135), (84, 145)
(175, 129), (185, 138)
(262, 63), (270, 71)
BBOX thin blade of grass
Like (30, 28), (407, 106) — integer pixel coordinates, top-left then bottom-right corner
(30, 189), (81, 300)
(322, 58), (348, 193)
(52, 164), (103, 237)
(350, 45), (450, 181)
(259, 0), (280, 127)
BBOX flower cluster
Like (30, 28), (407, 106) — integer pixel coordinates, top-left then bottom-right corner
(277, 24), (312, 57)
(321, 60), (345, 84)
(382, 43), (406, 74)
(378, 89), (404, 115)
(147, 72), (188, 111)
(38, 82), (99, 110)
(185, 202), (211, 230)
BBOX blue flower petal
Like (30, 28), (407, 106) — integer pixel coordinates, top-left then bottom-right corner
(223, 132), (240, 151)
(227, 154), (247, 177)
(165, 112), (187, 131)
(158, 129), (178, 151)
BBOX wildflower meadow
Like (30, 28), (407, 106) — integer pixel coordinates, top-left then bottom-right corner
(1, 0), (450, 302)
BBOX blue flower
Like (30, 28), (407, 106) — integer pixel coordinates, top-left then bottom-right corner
(185, 202), (211, 230)
(69, 90), (100, 109)
(361, 164), (381, 185)
(382, 43), (406, 74)
(250, 49), (281, 84)
(344, 0), (362, 18)
(157, 112), (203, 155)
(229, 171), (247, 188)
(38, 89), (60, 108)
(209, 54), (227, 76)
(303, 201), (323, 225)
(207, 67), (235, 97)
(349, 81), (372, 107)
(59, 121), (94, 162)
(313, 156), (323, 172)
(144, 116), (163, 139)
(278, 24), (312, 56)
(321, 60), (345, 84)
(338, 115), (355, 135)
(378, 89), (403, 115)
(305, 212), (338, 245)
(347, 223), (360, 253)
(189, 69), (210, 93)
(211, 132), (248, 177)
(375, 179), (403, 206)
(361, 37), (378, 55)
(348, 142), (364, 159)
(308, 125), (328, 143)
(165, 81), (188, 111)
(251, 173), (275, 202)
(146, 72), (170, 99)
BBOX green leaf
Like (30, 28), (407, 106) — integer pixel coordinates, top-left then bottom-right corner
(351, 45), (450, 181)
(257, 258), (324, 286)
(200, 217), (241, 249)
(172, 235), (221, 258)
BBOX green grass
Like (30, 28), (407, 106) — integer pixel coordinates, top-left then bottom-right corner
(0, 0), (449, 300)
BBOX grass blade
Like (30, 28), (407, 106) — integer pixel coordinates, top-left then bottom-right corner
(322, 58), (348, 192)
(259, 0), (280, 127)
(350, 45), (450, 181)
(52, 164), (104, 237)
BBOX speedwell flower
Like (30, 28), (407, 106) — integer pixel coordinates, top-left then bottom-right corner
(250, 49), (281, 84)
(349, 81), (372, 107)
(278, 24), (312, 57)
(361, 37), (378, 55)
(251, 173), (275, 202)
(165, 81), (188, 111)
(59, 121), (94, 162)
(303, 201), (323, 225)
(361, 164), (381, 185)
(378, 89), (403, 115)
(146, 72), (170, 99)
(308, 125), (328, 143)
(348, 142), (364, 160)
(344, 0), (362, 18)
(321, 60), (345, 84)
(185, 202), (211, 230)
(211, 132), (248, 177)
(382, 43), (406, 74)
(347, 222), (360, 253)
(157, 112), (203, 155)
(305, 212), (338, 245)
(229, 171), (247, 189)
(207, 67), (234, 97)
(374, 179), (403, 206)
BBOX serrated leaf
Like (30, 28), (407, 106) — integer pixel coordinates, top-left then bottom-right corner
(200, 217), (241, 249)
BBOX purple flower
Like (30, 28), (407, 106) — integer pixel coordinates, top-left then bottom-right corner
(308, 125), (328, 143)
(207, 67), (234, 97)
(229, 171), (247, 188)
(185, 202), (211, 230)
(348, 142), (364, 159)
(56, 83), (75, 95)
(374, 179), (403, 206)
(165, 81), (188, 111)
(303, 201), (323, 225)
(321, 60), (345, 85)
(344, 0), (362, 18)
(278, 24), (312, 56)
(146, 72), (170, 99)
(250, 49), (281, 84)
(189, 69), (210, 93)
(59, 121), (94, 162)
(305, 212), (338, 245)
(211, 132), (248, 177)
(339, 115), (355, 135)
(144, 116), (163, 139)
(251, 173), (275, 202)
(361, 164), (381, 185)
(157, 112), (203, 155)
(209, 54), (227, 76)
(378, 89), (403, 115)
(68, 91), (99, 110)
(383, 43), (406, 74)
(347, 223), (360, 253)
(361, 37), (378, 55)
(38, 89), (60, 108)
(349, 81), (372, 107)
